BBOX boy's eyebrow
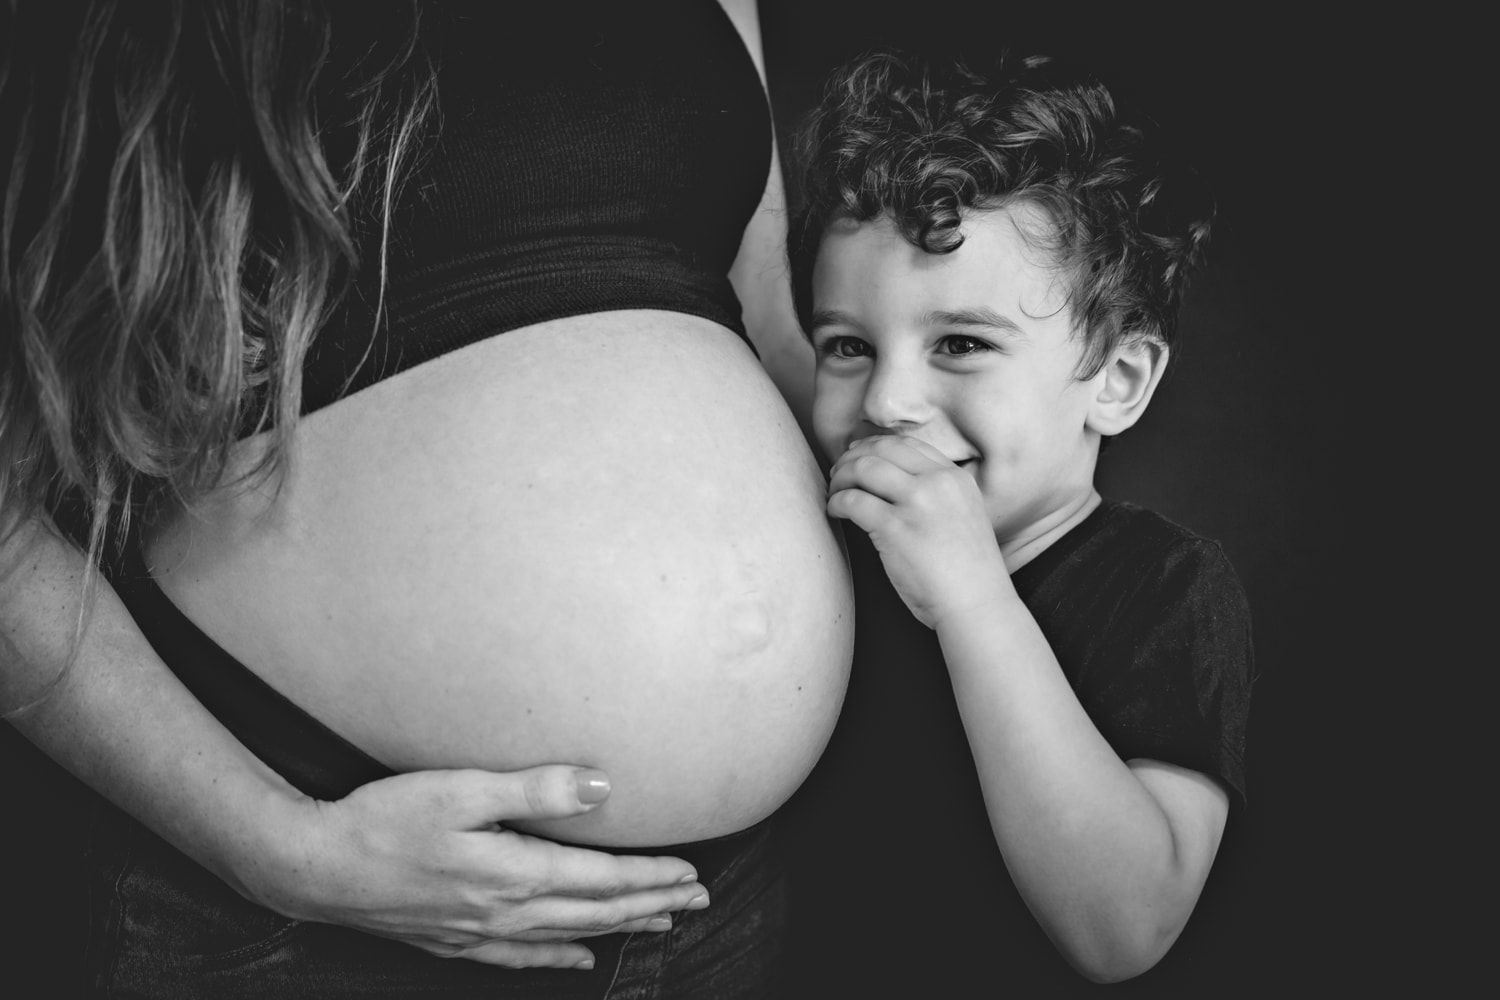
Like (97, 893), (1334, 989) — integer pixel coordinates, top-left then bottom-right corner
(922, 307), (1029, 339)
(806, 309), (855, 334)
(808, 307), (1028, 337)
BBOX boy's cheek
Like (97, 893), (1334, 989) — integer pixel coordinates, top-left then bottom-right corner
(812, 430), (842, 467)
(809, 398), (852, 465)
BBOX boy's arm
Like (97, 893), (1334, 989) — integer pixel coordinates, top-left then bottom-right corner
(937, 596), (1229, 983)
(827, 435), (1229, 983)
(1, 517), (706, 968)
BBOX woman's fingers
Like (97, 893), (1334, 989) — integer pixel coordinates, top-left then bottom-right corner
(607, 913), (676, 935)
(503, 832), (701, 900)
(420, 765), (613, 827)
(496, 882), (709, 937)
(502, 912), (676, 941)
(294, 766), (713, 968)
(344, 767), (701, 896)
(455, 766), (706, 896)
(417, 937), (600, 970)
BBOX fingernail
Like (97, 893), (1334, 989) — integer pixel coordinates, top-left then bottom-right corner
(686, 892), (709, 910)
(574, 769), (610, 805)
(646, 916), (672, 932)
(575, 957), (595, 970)
(678, 870), (698, 884)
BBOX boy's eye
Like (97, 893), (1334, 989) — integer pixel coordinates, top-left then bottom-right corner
(820, 336), (873, 359)
(939, 335), (990, 356)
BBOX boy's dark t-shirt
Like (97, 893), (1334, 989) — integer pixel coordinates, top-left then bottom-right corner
(781, 499), (1253, 997)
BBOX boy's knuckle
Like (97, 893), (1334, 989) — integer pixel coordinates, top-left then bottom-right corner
(936, 468), (966, 490)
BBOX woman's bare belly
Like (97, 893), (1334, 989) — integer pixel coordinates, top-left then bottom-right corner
(145, 312), (853, 846)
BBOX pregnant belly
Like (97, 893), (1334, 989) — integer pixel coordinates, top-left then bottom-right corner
(145, 312), (853, 845)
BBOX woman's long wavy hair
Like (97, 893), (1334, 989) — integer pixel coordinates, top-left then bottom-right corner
(0, 0), (438, 575)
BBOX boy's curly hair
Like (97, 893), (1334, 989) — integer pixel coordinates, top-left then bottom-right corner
(789, 50), (1214, 378)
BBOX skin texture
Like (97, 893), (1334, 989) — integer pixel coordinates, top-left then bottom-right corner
(1, 518), (711, 970)
(2, 0), (841, 972)
(146, 312), (851, 847)
(808, 207), (1230, 982)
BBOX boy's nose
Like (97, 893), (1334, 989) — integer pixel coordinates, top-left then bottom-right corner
(860, 363), (930, 430)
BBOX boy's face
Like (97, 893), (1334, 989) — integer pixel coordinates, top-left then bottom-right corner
(809, 206), (1107, 548)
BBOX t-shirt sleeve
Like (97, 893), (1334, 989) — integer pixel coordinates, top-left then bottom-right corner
(1077, 538), (1254, 807)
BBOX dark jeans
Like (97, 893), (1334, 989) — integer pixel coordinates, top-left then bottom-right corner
(85, 806), (787, 998)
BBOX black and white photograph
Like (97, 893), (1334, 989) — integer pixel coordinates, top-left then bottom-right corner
(2, 2), (1365, 996)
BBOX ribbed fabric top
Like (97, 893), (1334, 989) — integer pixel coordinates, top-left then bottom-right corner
(299, 0), (772, 416)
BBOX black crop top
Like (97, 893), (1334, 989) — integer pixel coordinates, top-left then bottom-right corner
(300, 0), (772, 416)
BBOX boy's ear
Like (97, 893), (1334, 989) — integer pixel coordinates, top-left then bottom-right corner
(1086, 337), (1169, 436)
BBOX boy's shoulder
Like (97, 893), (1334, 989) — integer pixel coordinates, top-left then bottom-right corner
(1035, 498), (1233, 570)
(1016, 499), (1248, 618)
(1020, 500), (1254, 808)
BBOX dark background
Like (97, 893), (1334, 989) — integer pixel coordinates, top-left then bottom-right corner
(3, 2), (1381, 995)
(760, 1), (1372, 995)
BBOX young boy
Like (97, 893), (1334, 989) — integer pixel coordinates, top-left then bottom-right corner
(781, 51), (1252, 993)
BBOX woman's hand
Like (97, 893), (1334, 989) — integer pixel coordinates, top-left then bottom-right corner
(3, 524), (704, 971)
(252, 765), (709, 970)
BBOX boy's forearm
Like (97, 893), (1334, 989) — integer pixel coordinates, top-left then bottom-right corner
(935, 595), (1212, 982)
(2, 519), (312, 906)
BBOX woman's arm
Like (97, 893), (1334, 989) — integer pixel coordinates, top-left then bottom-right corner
(719, 0), (817, 439)
(1, 517), (707, 969)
